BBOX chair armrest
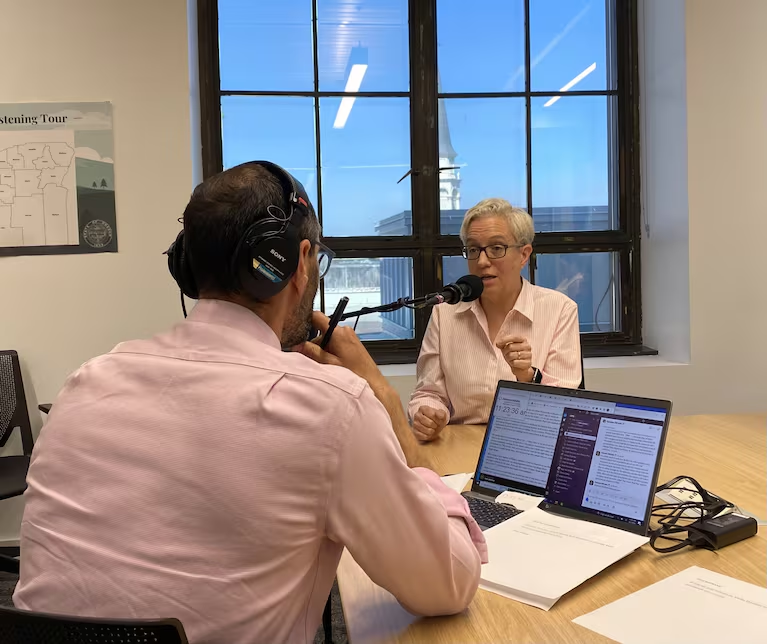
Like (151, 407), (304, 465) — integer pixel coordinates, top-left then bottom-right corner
(38, 404), (52, 415)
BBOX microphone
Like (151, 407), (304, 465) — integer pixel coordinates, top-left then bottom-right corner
(339, 274), (483, 321)
(425, 274), (483, 306)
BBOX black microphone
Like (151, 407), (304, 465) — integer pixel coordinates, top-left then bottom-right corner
(425, 274), (483, 306)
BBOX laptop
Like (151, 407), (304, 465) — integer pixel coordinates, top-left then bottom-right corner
(462, 380), (561, 529)
(464, 381), (672, 535)
(538, 386), (672, 536)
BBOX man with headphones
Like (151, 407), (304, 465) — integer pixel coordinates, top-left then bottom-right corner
(14, 161), (487, 644)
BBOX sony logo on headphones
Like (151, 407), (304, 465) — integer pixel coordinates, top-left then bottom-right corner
(270, 248), (286, 262)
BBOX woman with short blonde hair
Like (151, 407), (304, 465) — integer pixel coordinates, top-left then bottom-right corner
(408, 198), (582, 441)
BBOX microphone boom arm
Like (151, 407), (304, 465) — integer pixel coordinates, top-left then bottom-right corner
(337, 275), (481, 322)
(339, 295), (435, 321)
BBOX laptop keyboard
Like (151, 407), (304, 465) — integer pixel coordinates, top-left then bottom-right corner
(462, 494), (522, 529)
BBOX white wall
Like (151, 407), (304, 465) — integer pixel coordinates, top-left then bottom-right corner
(0, 0), (193, 542)
(639, 0), (690, 365)
(391, 0), (767, 417)
(583, 0), (767, 413)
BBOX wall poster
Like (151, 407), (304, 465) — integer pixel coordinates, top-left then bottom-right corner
(0, 101), (117, 256)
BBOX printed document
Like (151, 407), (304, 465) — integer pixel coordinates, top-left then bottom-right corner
(479, 507), (648, 610)
(574, 566), (767, 644)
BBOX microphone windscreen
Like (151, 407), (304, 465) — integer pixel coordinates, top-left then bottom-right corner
(456, 274), (483, 301)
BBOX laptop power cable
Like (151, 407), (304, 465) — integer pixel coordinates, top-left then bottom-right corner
(649, 475), (758, 553)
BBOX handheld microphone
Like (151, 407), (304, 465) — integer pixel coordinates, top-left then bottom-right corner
(425, 274), (483, 306)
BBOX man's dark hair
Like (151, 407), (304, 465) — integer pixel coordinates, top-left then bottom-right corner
(182, 162), (320, 296)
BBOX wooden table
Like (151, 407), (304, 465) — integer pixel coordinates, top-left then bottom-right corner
(337, 415), (767, 643)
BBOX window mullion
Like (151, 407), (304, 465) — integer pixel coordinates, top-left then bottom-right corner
(199, 0), (223, 178)
(409, 0), (439, 344)
(311, 0), (323, 232)
(524, 0), (533, 222)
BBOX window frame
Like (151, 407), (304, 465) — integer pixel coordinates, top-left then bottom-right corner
(198, 0), (651, 363)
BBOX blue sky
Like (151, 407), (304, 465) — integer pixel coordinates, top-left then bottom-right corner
(217, 0), (611, 238)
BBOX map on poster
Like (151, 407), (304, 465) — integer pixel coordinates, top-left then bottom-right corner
(0, 102), (117, 255)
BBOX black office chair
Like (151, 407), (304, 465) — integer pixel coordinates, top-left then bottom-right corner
(323, 593), (333, 643)
(0, 606), (189, 643)
(0, 553), (19, 574)
(0, 351), (34, 502)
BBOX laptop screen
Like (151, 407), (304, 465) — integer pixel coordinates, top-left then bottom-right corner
(543, 401), (669, 531)
(474, 384), (618, 496)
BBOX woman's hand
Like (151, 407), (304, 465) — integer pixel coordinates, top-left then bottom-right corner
(496, 335), (534, 383)
(412, 406), (449, 442)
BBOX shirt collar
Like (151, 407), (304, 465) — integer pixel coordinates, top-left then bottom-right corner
(514, 278), (535, 322)
(454, 300), (475, 314)
(186, 299), (282, 351)
(454, 277), (535, 322)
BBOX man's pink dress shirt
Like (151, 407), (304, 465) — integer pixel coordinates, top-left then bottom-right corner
(14, 300), (486, 644)
(409, 279), (582, 425)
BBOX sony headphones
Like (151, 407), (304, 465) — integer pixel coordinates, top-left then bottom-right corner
(165, 161), (312, 312)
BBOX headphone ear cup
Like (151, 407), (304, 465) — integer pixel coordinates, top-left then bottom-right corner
(166, 231), (199, 300)
(234, 229), (301, 301)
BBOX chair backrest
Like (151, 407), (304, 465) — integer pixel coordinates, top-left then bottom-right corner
(0, 605), (189, 644)
(0, 351), (33, 455)
(0, 553), (19, 574)
(577, 337), (585, 389)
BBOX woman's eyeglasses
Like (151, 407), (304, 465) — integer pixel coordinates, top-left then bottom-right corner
(461, 244), (524, 260)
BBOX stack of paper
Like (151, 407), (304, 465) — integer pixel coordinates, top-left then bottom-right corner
(479, 507), (648, 610)
(574, 566), (767, 643)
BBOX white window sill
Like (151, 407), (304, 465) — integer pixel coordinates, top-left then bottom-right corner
(380, 363), (417, 378)
(583, 355), (688, 370)
(380, 354), (689, 379)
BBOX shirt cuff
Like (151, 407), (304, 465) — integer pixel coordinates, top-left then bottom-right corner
(413, 467), (489, 564)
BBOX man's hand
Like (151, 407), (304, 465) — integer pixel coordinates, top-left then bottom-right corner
(412, 406), (449, 442)
(295, 311), (385, 389)
(496, 335), (534, 383)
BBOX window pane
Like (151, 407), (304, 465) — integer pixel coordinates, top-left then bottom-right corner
(535, 252), (620, 333)
(221, 96), (318, 206)
(437, 0), (525, 93)
(318, 0), (409, 92)
(531, 95), (615, 231)
(439, 99), (527, 235)
(218, 0), (313, 91)
(325, 257), (414, 340)
(530, 0), (608, 92)
(442, 255), (529, 287)
(320, 98), (411, 236)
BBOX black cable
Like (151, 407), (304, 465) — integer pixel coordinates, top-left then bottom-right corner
(593, 272), (614, 332)
(649, 476), (734, 553)
(180, 290), (187, 318)
(650, 536), (692, 552)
